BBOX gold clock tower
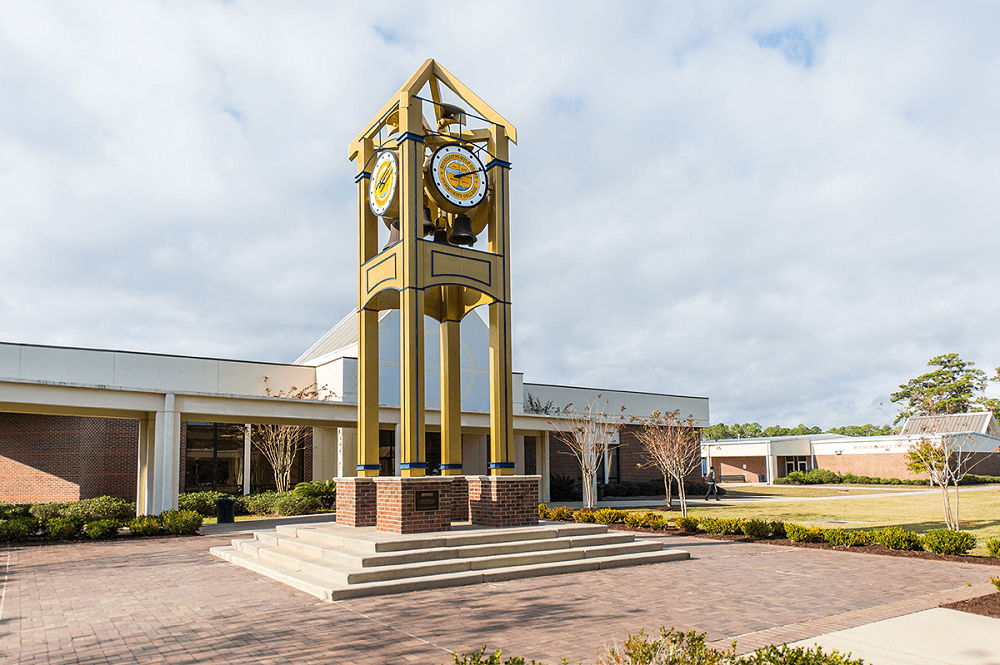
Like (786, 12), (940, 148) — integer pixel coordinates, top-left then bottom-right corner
(346, 59), (518, 526)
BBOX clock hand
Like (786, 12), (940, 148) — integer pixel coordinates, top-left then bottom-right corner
(377, 170), (390, 188)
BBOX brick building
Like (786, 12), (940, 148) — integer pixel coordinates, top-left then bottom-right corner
(0, 309), (709, 508)
(702, 412), (1000, 483)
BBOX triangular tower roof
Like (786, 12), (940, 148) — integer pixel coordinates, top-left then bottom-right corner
(349, 58), (517, 161)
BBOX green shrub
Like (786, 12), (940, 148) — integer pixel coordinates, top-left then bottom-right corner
(127, 515), (162, 537)
(992, 575), (1000, 592)
(0, 517), (37, 542)
(0, 503), (32, 519)
(623, 512), (646, 529)
(31, 502), (68, 523)
(649, 517), (670, 531)
(293, 479), (337, 506)
(65, 496), (136, 522)
(178, 491), (230, 517)
(548, 505), (574, 521)
(590, 626), (864, 665)
(700, 517), (743, 535)
(549, 473), (580, 501)
(674, 516), (700, 532)
(871, 526), (923, 551)
(159, 510), (203, 535)
(240, 491), (280, 516)
(768, 520), (786, 539)
(741, 518), (771, 539)
(84, 519), (120, 540)
(574, 508), (596, 523)
(739, 643), (865, 664)
(922, 529), (976, 555)
(274, 494), (323, 516)
(593, 508), (626, 525)
(987, 539), (1000, 558)
(44, 516), (83, 540)
(804, 469), (840, 485)
(452, 645), (539, 664)
(785, 523), (826, 543)
(823, 528), (869, 548)
(537, 503), (551, 519)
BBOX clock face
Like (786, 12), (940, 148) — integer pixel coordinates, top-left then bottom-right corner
(427, 145), (487, 210)
(369, 151), (398, 217)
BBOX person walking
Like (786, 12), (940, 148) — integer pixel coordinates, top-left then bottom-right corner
(704, 467), (719, 501)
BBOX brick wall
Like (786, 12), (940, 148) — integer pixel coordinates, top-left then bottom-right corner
(375, 477), (453, 534)
(450, 476), (469, 521)
(715, 456), (767, 483)
(550, 425), (699, 485)
(0, 413), (138, 503)
(335, 477), (377, 527)
(467, 475), (539, 528)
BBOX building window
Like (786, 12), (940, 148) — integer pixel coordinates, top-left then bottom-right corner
(524, 436), (537, 475)
(184, 423), (245, 494)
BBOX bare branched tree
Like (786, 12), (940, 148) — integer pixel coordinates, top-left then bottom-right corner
(253, 378), (334, 493)
(550, 395), (623, 509)
(632, 410), (702, 516)
(906, 429), (982, 531)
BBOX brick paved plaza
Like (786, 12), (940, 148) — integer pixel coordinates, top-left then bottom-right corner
(1, 532), (994, 664)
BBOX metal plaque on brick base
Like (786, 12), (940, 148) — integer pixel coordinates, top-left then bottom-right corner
(414, 490), (440, 512)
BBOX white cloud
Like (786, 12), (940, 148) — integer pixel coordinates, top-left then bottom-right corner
(2, 1), (999, 428)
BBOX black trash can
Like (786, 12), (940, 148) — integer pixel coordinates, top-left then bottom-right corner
(215, 497), (236, 524)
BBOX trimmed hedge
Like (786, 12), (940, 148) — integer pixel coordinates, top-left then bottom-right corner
(987, 539), (1000, 558)
(0, 517), (38, 542)
(922, 529), (976, 555)
(160, 510), (204, 535)
(85, 519), (121, 540)
(127, 516), (163, 537)
(871, 526), (923, 551)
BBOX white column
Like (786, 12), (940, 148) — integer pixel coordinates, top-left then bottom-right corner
(513, 434), (525, 474)
(337, 427), (358, 478)
(311, 427), (340, 481)
(541, 431), (551, 502)
(243, 424), (252, 495)
(151, 393), (181, 514)
(766, 441), (775, 485)
(136, 416), (155, 515)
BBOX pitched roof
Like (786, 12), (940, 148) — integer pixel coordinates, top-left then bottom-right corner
(900, 412), (1000, 437)
(294, 311), (393, 366)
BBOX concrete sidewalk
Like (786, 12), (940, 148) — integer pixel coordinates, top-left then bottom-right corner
(789, 607), (1000, 665)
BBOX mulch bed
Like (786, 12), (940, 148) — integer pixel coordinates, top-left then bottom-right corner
(604, 523), (1000, 567)
(942, 592), (1000, 619)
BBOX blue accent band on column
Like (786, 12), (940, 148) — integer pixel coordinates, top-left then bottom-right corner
(356, 464), (380, 471)
(400, 462), (427, 469)
(396, 132), (425, 143)
(439, 464), (463, 470)
(489, 462), (515, 469)
(355, 171), (371, 182)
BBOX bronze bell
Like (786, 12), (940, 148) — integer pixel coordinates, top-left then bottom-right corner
(449, 214), (476, 246)
(433, 227), (450, 244)
(422, 206), (437, 237)
(383, 220), (400, 250)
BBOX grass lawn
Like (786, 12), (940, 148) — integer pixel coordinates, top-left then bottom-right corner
(721, 485), (905, 498)
(659, 486), (1000, 556)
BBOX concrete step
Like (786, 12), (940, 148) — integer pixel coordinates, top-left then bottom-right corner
(232, 533), (671, 586)
(211, 543), (691, 602)
(274, 529), (638, 569)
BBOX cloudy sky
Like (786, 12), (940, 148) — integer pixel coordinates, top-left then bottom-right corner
(2, 2), (999, 428)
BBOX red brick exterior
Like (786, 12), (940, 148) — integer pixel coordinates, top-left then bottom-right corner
(716, 456), (767, 483)
(466, 476), (540, 528)
(374, 477), (453, 534)
(0, 413), (138, 503)
(335, 477), (377, 527)
(549, 425), (702, 485)
(449, 475), (469, 522)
